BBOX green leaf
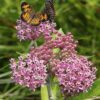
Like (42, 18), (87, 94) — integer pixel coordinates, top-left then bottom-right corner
(0, 71), (11, 78)
(58, 28), (64, 35)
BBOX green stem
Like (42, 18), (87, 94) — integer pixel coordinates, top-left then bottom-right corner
(47, 76), (54, 100)
(41, 75), (55, 100)
(41, 85), (49, 100)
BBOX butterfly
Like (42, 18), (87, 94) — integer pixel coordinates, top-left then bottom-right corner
(21, 0), (55, 26)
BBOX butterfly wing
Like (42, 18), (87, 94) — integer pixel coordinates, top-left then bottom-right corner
(21, 12), (32, 23)
(44, 0), (55, 22)
(21, 2), (41, 25)
(21, 2), (33, 23)
(21, 2), (32, 12)
(21, 12), (41, 25)
(39, 13), (48, 21)
(30, 17), (40, 25)
(20, 1), (54, 26)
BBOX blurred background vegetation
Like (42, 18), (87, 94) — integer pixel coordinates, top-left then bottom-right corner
(0, 0), (100, 100)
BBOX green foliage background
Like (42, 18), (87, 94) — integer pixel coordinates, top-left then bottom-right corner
(0, 0), (100, 100)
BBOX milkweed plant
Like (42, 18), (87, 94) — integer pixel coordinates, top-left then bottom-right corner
(10, 4), (97, 100)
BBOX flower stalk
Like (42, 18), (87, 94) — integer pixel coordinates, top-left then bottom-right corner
(47, 76), (54, 100)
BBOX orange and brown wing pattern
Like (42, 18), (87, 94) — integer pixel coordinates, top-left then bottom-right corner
(30, 13), (48, 25)
(30, 13), (41, 25)
(21, 2), (40, 25)
(21, 2), (44, 25)
(21, 12), (32, 23)
(21, 2), (33, 24)
(21, 2), (32, 12)
(39, 13), (48, 21)
(20, 1), (54, 26)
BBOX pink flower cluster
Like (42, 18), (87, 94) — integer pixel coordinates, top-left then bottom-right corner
(51, 54), (96, 95)
(10, 54), (47, 91)
(30, 32), (78, 64)
(10, 18), (97, 95)
(16, 20), (56, 41)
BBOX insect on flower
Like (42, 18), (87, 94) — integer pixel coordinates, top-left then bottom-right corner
(21, 0), (55, 26)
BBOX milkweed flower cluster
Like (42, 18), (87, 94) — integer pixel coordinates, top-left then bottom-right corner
(16, 20), (56, 41)
(30, 32), (78, 64)
(51, 54), (96, 95)
(10, 19), (97, 95)
(10, 54), (47, 91)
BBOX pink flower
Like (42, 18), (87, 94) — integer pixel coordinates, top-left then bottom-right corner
(16, 19), (56, 41)
(30, 32), (78, 64)
(10, 54), (47, 91)
(52, 54), (97, 95)
(52, 32), (78, 56)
